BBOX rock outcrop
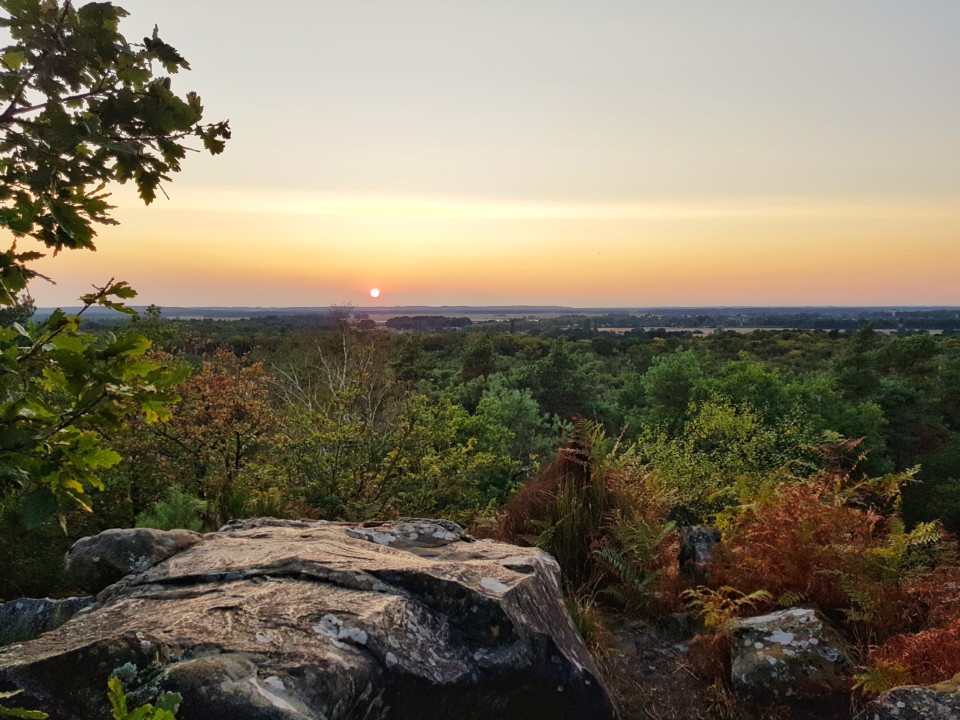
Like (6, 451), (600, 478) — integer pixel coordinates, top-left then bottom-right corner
(729, 607), (851, 705)
(854, 673), (960, 720)
(1, 518), (615, 720)
(64, 527), (202, 593)
(0, 597), (93, 647)
(678, 526), (720, 582)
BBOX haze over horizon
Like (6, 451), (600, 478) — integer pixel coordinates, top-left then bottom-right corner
(26, 1), (960, 308)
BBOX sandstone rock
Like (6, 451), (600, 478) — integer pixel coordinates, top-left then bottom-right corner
(678, 526), (720, 581)
(729, 607), (851, 703)
(0, 596), (93, 647)
(64, 527), (202, 593)
(1, 518), (615, 720)
(854, 673), (960, 720)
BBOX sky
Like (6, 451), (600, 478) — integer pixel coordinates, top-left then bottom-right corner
(25, 1), (960, 307)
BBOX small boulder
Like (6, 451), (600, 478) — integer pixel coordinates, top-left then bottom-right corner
(854, 673), (960, 719)
(0, 597), (93, 647)
(678, 526), (720, 581)
(729, 607), (851, 702)
(64, 527), (202, 594)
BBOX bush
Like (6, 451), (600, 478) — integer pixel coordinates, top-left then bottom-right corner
(859, 568), (960, 691)
(705, 465), (960, 692)
(711, 468), (955, 641)
(491, 422), (680, 612)
(136, 486), (207, 532)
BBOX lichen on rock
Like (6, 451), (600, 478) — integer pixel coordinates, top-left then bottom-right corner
(729, 607), (851, 703)
(1, 518), (615, 720)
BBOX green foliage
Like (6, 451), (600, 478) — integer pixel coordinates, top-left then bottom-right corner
(594, 513), (676, 612)
(0, 0), (227, 528)
(641, 397), (814, 522)
(136, 485), (206, 531)
(843, 517), (945, 625)
(289, 391), (520, 523)
(0, 0), (230, 297)
(0, 689), (47, 719)
(520, 339), (600, 419)
(460, 333), (497, 381)
(107, 677), (181, 720)
(682, 586), (773, 631)
(0, 292), (33, 327)
(637, 348), (704, 429)
(0, 282), (186, 525)
(475, 375), (567, 467)
(853, 662), (910, 696)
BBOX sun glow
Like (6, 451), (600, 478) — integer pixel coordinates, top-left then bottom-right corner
(370, 288), (380, 298)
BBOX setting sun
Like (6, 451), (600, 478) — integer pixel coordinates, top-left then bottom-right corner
(370, 288), (380, 298)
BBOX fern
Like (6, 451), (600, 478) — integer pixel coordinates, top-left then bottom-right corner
(683, 586), (773, 630)
(594, 516), (675, 612)
(136, 486), (207, 532)
(777, 590), (808, 607)
(853, 661), (910, 695)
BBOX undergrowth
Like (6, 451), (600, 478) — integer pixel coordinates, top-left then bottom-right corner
(490, 420), (681, 613)
(709, 458), (960, 693)
(497, 429), (960, 701)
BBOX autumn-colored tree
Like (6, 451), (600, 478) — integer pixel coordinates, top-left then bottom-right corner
(134, 349), (279, 525)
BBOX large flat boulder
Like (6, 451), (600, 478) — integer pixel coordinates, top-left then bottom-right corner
(0, 518), (615, 720)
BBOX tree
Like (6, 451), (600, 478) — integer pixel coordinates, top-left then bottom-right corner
(0, 0), (229, 297)
(522, 340), (600, 420)
(0, 0), (228, 524)
(636, 349), (704, 429)
(0, 289), (32, 326)
(476, 375), (567, 466)
(460, 333), (497, 382)
(130, 349), (280, 526)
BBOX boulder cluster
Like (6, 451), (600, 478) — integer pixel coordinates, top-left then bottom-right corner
(0, 519), (614, 720)
(1, 519), (957, 719)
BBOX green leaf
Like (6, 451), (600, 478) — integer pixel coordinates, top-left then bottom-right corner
(1, 49), (26, 70)
(84, 447), (123, 470)
(109, 281), (138, 299)
(0, 706), (50, 719)
(107, 677), (127, 718)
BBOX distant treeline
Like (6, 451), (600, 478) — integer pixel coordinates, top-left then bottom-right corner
(385, 316), (473, 331)
(597, 310), (960, 331)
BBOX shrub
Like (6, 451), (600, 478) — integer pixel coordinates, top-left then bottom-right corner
(136, 486), (207, 532)
(859, 567), (960, 691)
(708, 463), (960, 692)
(491, 422), (680, 611)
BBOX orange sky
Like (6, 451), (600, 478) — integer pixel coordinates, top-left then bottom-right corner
(30, 188), (960, 307)
(20, 1), (960, 307)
